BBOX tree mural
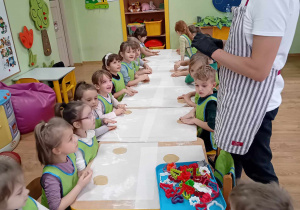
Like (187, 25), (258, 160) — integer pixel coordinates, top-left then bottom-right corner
(30, 0), (52, 56)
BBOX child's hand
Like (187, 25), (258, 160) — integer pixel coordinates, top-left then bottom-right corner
(174, 61), (181, 71)
(144, 69), (152, 74)
(176, 48), (180, 55)
(171, 72), (183, 77)
(125, 89), (135, 96)
(142, 58), (149, 63)
(108, 126), (117, 131)
(117, 104), (127, 110)
(142, 74), (150, 82)
(114, 108), (125, 116)
(177, 94), (185, 100)
(180, 117), (195, 125)
(103, 118), (117, 124)
(183, 94), (192, 103)
(127, 86), (138, 93)
(77, 168), (93, 189)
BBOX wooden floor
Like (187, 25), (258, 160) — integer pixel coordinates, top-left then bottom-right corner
(14, 56), (300, 208)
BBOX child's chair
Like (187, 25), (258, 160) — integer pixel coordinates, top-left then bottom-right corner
(213, 149), (235, 210)
(61, 71), (76, 103)
(26, 177), (42, 200)
(15, 78), (40, 84)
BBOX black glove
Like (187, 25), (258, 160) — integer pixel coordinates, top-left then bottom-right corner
(212, 37), (224, 49)
(192, 33), (221, 58)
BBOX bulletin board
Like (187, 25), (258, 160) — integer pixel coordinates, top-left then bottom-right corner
(0, 0), (20, 81)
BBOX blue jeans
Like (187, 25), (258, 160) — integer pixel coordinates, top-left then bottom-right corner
(231, 108), (279, 184)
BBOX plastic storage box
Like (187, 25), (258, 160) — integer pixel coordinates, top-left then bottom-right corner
(127, 23), (145, 35)
(144, 20), (162, 36)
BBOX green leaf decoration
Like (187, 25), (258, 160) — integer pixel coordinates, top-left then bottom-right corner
(196, 16), (232, 28)
(30, 0), (50, 31)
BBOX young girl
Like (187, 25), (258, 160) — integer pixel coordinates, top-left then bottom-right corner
(131, 41), (152, 75)
(102, 53), (137, 101)
(35, 117), (92, 210)
(92, 69), (127, 119)
(0, 156), (48, 210)
(55, 101), (100, 177)
(74, 81), (117, 134)
(175, 25), (201, 55)
(175, 20), (196, 61)
(119, 41), (150, 87)
(133, 27), (159, 58)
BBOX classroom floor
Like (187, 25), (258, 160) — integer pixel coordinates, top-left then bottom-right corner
(14, 56), (300, 208)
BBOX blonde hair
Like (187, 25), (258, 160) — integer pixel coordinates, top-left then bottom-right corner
(35, 117), (73, 165)
(175, 20), (194, 41)
(0, 156), (23, 209)
(193, 65), (216, 82)
(91, 69), (112, 85)
(229, 181), (293, 210)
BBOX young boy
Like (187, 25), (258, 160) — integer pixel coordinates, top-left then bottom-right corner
(180, 65), (217, 152)
(229, 181), (293, 210)
(0, 156), (48, 210)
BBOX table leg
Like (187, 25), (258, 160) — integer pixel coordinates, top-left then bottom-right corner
(53, 80), (62, 103)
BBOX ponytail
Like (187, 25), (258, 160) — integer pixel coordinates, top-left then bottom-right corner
(34, 117), (72, 165)
(175, 20), (194, 41)
(54, 101), (87, 126)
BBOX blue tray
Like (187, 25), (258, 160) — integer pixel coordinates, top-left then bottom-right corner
(156, 161), (226, 210)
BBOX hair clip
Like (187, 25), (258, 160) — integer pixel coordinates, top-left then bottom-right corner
(105, 53), (113, 66)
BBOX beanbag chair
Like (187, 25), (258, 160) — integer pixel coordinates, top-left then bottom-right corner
(0, 82), (56, 134)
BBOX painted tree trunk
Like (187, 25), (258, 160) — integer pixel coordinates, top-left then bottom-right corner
(41, 29), (51, 56)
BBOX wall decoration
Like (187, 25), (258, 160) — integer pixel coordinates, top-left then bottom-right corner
(0, 0), (20, 81)
(212, 0), (241, 12)
(19, 26), (37, 67)
(43, 60), (54, 67)
(85, 0), (109, 9)
(30, 0), (52, 56)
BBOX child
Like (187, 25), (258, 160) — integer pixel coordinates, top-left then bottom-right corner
(229, 181), (293, 210)
(74, 81), (117, 134)
(180, 65), (217, 152)
(131, 41), (152, 75)
(133, 27), (159, 58)
(175, 20), (196, 61)
(35, 117), (92, 210)
(0, 156), (48, 210)
(92, 69), (126, 119)
(119, 41), (150, 87)
(102, 53), (137, 101)
(127, 36), (149, 62)
(55, 101), (100, 177)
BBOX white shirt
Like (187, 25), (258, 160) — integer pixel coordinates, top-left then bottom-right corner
(241, 0), (299, 111)
(75, 130), (96, 171)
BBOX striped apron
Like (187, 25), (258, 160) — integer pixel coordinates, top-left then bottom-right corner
(215, 0), (279, 155)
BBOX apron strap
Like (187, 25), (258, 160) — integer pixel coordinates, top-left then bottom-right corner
(245, 0), (250, 6)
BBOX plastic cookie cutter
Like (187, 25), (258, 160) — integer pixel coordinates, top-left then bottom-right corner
(167, 162), (176, 171)
(189, 196), (200, 207)
(171, 194), (184, 204)
(194, 182), (213, 195)
(170, 168), (182, 180)
(185, 179), (194, 187)
(207, 200), (225, 210)
(160, 172), (170, 183)
(177, 169), (191, 182)
(178, 183), (195, 199)
(168, 175), (181, 183)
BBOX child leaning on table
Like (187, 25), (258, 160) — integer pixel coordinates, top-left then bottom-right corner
(229, 181), (293, 210)
(92, 69), (127, 119)
(0, 156), (48, 210)
(180, 65), (217, 152)
(74, 81), (117, 136)
(35, 117), (92, 210)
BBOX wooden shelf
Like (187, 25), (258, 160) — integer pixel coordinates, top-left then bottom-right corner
(147, 33), (166, 37)
(125, 9), (164, 15)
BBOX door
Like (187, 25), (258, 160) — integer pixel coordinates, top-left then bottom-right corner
(50, 0), (71, 66)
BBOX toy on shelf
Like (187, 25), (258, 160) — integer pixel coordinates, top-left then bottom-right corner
(19, 26), (37, 67)
(29, 0), (52, 56)
(0, 90), (20, 153)
(149, 1), (156, 10)
(141, 3), (150, 11)
(128, 2), (141, 12)
(156, 161), (226, 210)
(85, 0), (109, 10)
(127, 23), (144, 35)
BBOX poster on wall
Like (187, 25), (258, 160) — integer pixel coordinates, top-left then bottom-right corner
(0, 0), (20, 81)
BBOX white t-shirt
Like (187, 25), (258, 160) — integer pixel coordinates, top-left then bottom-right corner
(241, 0), (299, 111)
